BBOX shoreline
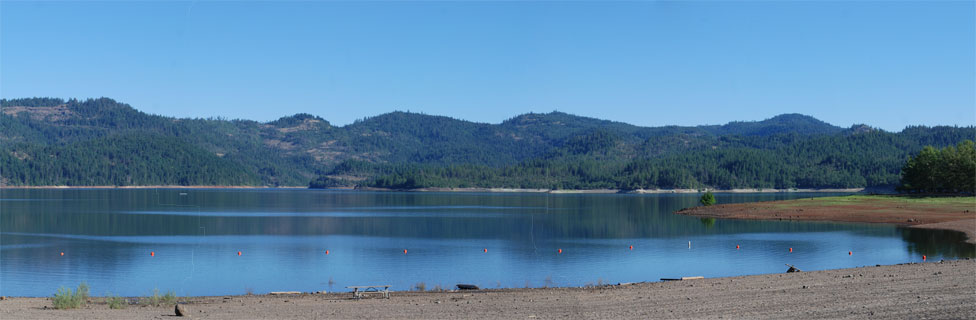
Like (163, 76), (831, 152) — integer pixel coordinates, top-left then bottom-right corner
(353, 186), (869, 194)
(3, 185), (868, 194)
(2, 260), (972, 319)
(1, 185), (308, 189)
(676, 195), (976, 244)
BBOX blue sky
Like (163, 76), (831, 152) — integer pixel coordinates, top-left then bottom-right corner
(1, 1), (973, 131)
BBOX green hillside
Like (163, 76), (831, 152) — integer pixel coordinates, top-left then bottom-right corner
(1, 97), (973, 189)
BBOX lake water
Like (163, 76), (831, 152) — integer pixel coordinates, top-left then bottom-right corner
(1, 189), (971, 297)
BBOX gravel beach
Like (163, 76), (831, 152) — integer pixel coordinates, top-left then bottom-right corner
(2, 259), (973, 319)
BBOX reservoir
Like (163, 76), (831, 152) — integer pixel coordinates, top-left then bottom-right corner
(1, 189), (970, 297)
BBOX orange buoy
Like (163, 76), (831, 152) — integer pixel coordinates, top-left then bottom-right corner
(736, 245), (740, 249)
(403, 249), (408, 254)
(789, 248), (793, 253)
(629, 245), (633, 250)
(484, 248), (488, 253)
(237, 251), (242, 256)
(558, 249), (562, 254)
(60, 252), (64, 256)
(848, 251), (852, 256)
(325, 250), (330, 255)
(151, 251), (155, 257)
(922, 255), (926, 261)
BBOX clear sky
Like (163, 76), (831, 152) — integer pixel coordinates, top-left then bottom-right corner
(1, 1), (973, 131)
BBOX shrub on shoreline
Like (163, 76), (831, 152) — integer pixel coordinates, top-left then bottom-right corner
(52, 282), (89, 309)
(106, 294), (127, 309)
(700, 191), (716, 206)
(141, 288), (178, 306)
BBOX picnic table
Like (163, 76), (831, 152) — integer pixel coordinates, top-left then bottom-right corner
(346, 285), (391, 299)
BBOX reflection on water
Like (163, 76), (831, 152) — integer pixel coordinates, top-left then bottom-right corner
(1, 189), (971, 297)
(900, 227), (975, 258)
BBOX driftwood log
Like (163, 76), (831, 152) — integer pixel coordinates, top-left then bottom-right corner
(786, 264), (802, 273)
(660, 276), (705, 281)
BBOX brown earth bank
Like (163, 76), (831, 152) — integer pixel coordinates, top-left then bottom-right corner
(677, 195), (976, 244)
(1, 260), (973, 319)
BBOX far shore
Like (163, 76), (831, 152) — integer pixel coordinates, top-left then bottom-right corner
(2, 185), (868, 194)
(1, 185), (309, 189)
(677, 195), (976, 244)
(1, 260), (972, 319)
(358, 186), (868, 194)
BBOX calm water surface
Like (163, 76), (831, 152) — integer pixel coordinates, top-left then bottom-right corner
(1, 189), (971, 297)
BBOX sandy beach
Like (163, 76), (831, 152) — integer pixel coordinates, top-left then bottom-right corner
(1, 259), (972, 319)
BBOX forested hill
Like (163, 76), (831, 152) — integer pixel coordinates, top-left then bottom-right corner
(1, 97), (972, 190)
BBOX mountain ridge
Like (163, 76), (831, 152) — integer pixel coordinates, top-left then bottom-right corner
(3, 97), (846, 133)
(2, 97), (972, 189)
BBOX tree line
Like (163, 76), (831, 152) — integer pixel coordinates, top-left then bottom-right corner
(898, 140), (975, 194)
(343, 134), (975, 192)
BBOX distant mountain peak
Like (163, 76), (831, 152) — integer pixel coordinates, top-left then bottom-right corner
(767, 113), (817, 120)
(708, 113), (842, 136)
(2, 102), (74, 121)
(351, 110), (476, 128)
(1, 97), (67, 108)
(1, 97), (139, 122)
(268, 113), (331, 132)
(270, 113), (328, 125)
(502, 111), (629, 127)
(847, 124), (877, 135)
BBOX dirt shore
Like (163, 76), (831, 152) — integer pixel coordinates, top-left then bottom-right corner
(677, 195), (976, 244)
(1, 260), (972, 319)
